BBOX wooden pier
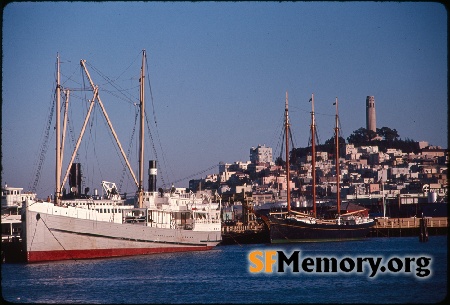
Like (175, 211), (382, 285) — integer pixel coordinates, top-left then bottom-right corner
(369, 217), (447, 237)
(220, 217), (448, 244)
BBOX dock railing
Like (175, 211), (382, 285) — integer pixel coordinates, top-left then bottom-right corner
(222, 222), (265, 233)
(375, 217), (448, 229)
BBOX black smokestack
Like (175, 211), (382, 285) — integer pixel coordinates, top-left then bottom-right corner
(148, 160), (157, 192)
(69, 163), (82, 195)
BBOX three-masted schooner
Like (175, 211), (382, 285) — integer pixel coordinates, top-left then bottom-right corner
(21, 51), (222, 262)
(268, 93), (375, 243)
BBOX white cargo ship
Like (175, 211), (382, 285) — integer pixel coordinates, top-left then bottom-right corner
(22, 51), (221, 263)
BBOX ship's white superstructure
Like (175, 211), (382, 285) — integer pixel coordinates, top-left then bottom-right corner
(1, 184), (36, 208)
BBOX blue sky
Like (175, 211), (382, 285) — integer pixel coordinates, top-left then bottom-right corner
(2, 2), (447, 198)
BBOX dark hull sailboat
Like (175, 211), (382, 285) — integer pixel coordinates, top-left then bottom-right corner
(268, 94), (375, 243)
(269, 214), (374, 243)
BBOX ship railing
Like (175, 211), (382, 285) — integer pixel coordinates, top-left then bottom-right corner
(289, 210), (312, 217)
(268, 211), (289, 216)
(1, 214), (22, 220)
(1, 235), (21, 243)
(172, 223), (217, 230)
(222, 223), (265, 233)
(183, 224), (193, 230)
(375, 217), (447, 229)
(124, 215), (146, 224)
(192, 218), (221, 224)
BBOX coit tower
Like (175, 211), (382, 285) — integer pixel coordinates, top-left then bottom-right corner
(366, 96), (376, 132)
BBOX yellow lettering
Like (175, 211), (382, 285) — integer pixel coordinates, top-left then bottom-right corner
(265, 250), (277, 273)
(249, 250), (264, 273)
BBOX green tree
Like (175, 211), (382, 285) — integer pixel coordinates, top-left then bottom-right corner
(347, 127), (369, 144)
(345, 126), (419, 153)
(377, 127), (400, 142)
(324, 135), (346, 147)
(367, 129), (378, 141)
(275, 156), (285, 167)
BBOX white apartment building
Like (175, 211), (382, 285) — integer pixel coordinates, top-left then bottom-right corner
(250, 144), (273, 164)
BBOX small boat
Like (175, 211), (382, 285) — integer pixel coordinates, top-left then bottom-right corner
(267, 93), (375, 243)
(21, 51), (222, 263)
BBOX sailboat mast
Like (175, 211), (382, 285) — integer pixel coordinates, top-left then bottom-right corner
(55, 53), (61, 205)
(285, 91), (290, 214)
(138, 50), (146, 208)
(334, 97), (340, 216)
(310, 94), (316, 218)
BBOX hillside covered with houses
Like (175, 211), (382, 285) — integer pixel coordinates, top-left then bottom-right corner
(188, 141), (447, 221)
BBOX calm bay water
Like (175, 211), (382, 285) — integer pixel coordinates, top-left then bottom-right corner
(1, 236), (447, 304)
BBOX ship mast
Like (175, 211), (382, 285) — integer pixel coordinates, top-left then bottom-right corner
(285, 91), (290, 214)
(138, 50), (146, 208)
(56, 53), (146, 204)
(310, 94), (316, 218)
(55, 53), (61, 205)
(334, 97), (340, 216)
(61, 59), (138, 190)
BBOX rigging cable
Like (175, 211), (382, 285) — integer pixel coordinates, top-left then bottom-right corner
(85, 60), (139, 106)
(291, 102), (342, 146)
(278, 124), (296, 163)
(28, 218), (39, 251)
(29, 92), (55, 192)
(271, 111), (285, 163)
(83, 60), (139, 191)
(144, 110), (167, 187)
(85, 102), (105, 191)
(144, 51), (175, 188)
(37, 214), (77, 261)
(168, 164), (218, 186)
(118, 107), (139, 191)
(99, 103), (129, 184)
(144, 51), (158, 128)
